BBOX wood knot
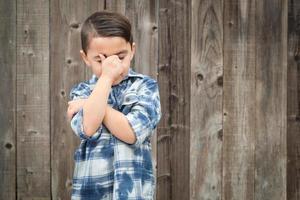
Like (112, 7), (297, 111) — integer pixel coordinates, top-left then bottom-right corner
(28, 130), (38, 135)
(295, 52), (300, 63)
(152, 25), (158, 32)
(158, 63), (169, 71)
(61, 90), (65, 96)
(217, 129), (223, 141)
(26, 168), (34, 174)
(217, 76), (223, 86)
(196, 73), (203, 81)
(160, 8), (168, 13)
(70, 22), (80, 29)
(170, 92), (179, 103)
(195, 73), (204, 87)
(66, 59), (72, 64)
(5, 143), (13, 149)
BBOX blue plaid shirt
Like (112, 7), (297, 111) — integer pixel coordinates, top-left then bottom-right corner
(69, 68), (161, 200)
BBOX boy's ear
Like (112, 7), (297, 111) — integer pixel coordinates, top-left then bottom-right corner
(130, 42), (136, 60)
(80, 50), (91, 67)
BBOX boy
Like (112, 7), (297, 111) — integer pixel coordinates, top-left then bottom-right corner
(67, 11), (161, 200)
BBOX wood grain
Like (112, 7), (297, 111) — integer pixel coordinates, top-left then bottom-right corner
(16, 0), (50, 199)
(157, 0), (172, 199)
(124, 1), (159, 78)
(287, 0), (300, 199)
(255, 0), (287, 199)
(105, 0), (126, 13)
(190, 0), (223, 199)
(222, 0), (256, 199)
(158, 0), (191, 199)
(0, 0), (16, 199)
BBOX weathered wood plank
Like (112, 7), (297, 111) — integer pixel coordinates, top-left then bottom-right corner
(255, 0), (287, 199)
(158, 0), (191, 200)
(222, 0), (256, 199)
(157, 1), (172, 199)
(16, 0), (50, 199)
(287, 0), (300, 199)
(124, 1), (158, 78)
(0, 0), (16, 199)
(50, 1), (105, 199)
(123, 2), (159, 198)
(190, 0), (223, 199)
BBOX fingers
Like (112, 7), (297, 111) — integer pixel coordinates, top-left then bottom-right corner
(67, 99), (87, 121)
(99, 53), (106, 62)
(67, 102), (76, 121)
(100, 54), (122, 62)
(67, 106), (74, 121)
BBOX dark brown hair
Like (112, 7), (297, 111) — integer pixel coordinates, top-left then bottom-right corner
(81, 11), (133, 54)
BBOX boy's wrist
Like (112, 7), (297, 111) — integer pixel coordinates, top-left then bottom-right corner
(99, 74), (114, 86)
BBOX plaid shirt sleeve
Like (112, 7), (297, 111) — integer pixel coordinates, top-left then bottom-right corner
(125, 78), (162, 147)
(69, 83), (103, 141)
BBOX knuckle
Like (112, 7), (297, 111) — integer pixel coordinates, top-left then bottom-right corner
(67, 109), (72, 115)
(67, 107), (73, 113)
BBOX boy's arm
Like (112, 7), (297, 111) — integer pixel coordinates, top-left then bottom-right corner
(81, 75), (112, 137)
(81, 54), (124, 137)
(104, 79), (162, 147)
(68, 98), (136, 143)
(72, 79), (161, 145)
(103, 106), (136, 144)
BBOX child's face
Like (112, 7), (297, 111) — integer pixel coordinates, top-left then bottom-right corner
(80, 36), (135, 85)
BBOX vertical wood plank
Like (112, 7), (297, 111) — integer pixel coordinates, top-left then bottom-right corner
(157, 1), (171, 199)
(123, 2), (159, 198)
(190, 0), (223, 199)
(16, 0), (50, 199)
(287, 0), (300, 199)
(0, 0), (16, 199)
(222, 0), (256, 199)
(50, 1), (105, 199)
(255, 0), (287, 199)
(157, 0), (191, 200)
(124, 1), (158, 78)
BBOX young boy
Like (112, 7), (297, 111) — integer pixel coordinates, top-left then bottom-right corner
(67, 11), (161, 200)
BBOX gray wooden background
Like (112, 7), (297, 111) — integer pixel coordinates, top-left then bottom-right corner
(0, 0), (299, 199)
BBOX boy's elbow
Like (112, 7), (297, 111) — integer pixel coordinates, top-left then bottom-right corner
(126, 128), (137, 144)
(128, 135), (137, 145)
(82, 115), (103, 137)
(82, 124), (97, 137)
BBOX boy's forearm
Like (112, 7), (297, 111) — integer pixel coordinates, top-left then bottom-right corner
(82, 75), (112, 136)
(103, 105), (136, 144)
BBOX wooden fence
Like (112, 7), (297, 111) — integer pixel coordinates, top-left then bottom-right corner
(0, 0), (299, 199)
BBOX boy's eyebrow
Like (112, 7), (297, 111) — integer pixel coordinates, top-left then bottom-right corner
(93, 50), (128, 59)
(114, 50), (128, 55)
